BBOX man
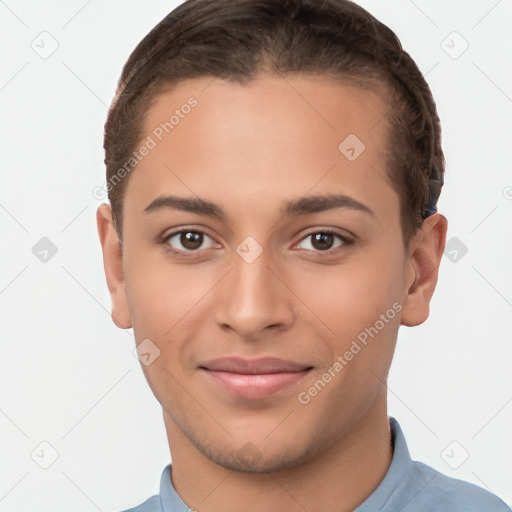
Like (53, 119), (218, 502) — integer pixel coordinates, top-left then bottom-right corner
(97, 0), (511, 510)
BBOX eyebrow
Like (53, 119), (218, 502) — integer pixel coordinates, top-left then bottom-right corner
(143, 193), (375, 218)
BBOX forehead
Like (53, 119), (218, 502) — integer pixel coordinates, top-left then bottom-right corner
(123, 74), (398, 226)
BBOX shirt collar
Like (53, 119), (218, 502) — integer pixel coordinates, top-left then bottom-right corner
(158, 416), (412, 511)
(354, 416), (415, 511)
(158, 464), (187, 511)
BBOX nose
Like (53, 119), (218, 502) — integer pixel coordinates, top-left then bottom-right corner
(214, 242), (295, 340)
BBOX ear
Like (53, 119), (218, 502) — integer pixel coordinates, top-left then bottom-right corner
(96, 203), (132, 329)
(400, 213), (448, 327)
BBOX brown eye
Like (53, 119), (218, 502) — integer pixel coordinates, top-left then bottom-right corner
(296, 231), (349, 252)
(311, 233), (335, 250)
(164, 230), (217, 252)
(180, 231), (203, 250)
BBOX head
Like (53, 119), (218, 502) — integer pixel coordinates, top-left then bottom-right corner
(98, 0), (447, 473)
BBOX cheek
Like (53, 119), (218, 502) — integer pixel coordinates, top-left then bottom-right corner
(293, 253), (404, 338)
(123, 248), (223, 353)
(123, 248), (184, 338)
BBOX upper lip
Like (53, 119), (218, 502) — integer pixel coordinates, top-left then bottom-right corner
(199, 357), (312, 374)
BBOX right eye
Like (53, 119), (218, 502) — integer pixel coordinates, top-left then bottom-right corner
(163, 230), (219, 253)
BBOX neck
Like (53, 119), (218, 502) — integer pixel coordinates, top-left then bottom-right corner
(163, 390), (393, 512)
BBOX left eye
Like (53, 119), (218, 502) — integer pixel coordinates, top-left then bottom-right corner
(165, 231), (217, 251)
(296, 232), (348, 251)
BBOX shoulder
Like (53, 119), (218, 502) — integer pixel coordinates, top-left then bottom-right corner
(117, 494), (162, 512)
(406, 460), (511, 512)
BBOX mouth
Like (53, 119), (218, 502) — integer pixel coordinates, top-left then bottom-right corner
(198, 357), (313, 400)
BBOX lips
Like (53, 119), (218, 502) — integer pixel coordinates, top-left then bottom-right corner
(200, 357), (311, 374)
(199, 357), (313, 399)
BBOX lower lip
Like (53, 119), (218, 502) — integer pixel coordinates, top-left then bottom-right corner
(201, 369), (311, 399)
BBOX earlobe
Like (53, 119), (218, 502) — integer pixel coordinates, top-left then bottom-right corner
(96, 204), (132, 329)
(400, 213), (448, 327)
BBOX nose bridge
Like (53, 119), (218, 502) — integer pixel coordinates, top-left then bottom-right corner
(214, 239), (293, 336)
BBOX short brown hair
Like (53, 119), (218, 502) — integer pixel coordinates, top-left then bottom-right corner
(103, 0), (444, 246)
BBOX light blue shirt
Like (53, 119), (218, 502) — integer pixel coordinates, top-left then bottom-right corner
(119, 417), (510, 511)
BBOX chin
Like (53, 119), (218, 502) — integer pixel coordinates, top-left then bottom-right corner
(203, 444), (310, 474)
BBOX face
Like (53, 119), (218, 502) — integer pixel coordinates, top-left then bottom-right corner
(99, 74), (443, 473)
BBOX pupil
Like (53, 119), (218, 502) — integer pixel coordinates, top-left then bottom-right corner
(312, 233), (333, 250)
(181, 231), (203, 249)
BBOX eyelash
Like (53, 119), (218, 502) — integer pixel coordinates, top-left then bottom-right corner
(160, 228), (354, 258)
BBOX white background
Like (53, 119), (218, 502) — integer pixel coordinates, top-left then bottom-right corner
(1, 0), (511, 510)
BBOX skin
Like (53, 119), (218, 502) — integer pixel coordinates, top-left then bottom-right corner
(97, 74), (447, 512)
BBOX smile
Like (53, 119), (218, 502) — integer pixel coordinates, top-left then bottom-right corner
(199, 357), (313, 400)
